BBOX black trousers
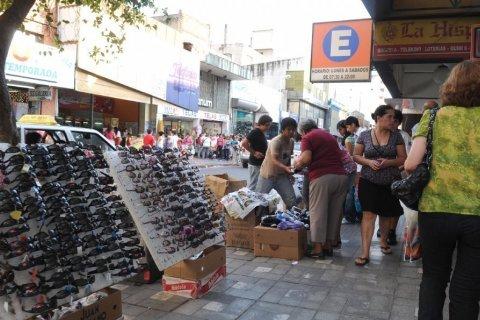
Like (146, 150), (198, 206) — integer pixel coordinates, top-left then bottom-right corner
(419, 212), (480, 320)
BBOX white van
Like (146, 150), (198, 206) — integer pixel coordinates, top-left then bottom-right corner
(17, 115), (116, 151)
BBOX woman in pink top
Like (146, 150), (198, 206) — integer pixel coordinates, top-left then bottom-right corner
(104, 125), (116, 143)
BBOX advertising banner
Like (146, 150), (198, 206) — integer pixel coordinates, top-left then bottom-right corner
(374, 17), (478, 60)
(310, 19), (373, 83)
(5, 32), (75, 88)
(77, 9), (200, 111)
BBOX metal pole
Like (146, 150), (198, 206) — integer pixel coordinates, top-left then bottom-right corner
(90, 94), (94, 129)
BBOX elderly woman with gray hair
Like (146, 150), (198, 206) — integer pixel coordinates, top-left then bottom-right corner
(294, 119), (349, 259)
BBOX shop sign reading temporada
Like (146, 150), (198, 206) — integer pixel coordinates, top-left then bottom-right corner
(5, 32), (75, 89)
(310, 19), (373, 83)
(374, 17), (479, 60)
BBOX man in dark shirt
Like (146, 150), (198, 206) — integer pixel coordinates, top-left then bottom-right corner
(241, 115), (272, 190)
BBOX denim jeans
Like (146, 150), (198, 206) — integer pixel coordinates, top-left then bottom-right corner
(419, 212), (480, 320)
(256, 174), (296, 209)
(200, 147), (210, 159)
(248, 164), (261, 190)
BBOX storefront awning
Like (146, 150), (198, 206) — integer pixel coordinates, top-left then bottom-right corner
(75, 70), (151, 104)
(231, 98), (262, 113)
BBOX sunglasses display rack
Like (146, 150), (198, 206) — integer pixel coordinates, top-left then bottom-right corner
(105, 147), (224, 271)
(0, 143), (145, 320)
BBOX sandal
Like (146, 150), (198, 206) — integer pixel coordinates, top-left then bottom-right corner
(306, 251), (325, 259)
(381, 246), (392, 255)
(355, 257), (369, 266)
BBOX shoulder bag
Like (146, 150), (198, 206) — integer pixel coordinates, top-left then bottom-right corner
(391, 107), (440, 210)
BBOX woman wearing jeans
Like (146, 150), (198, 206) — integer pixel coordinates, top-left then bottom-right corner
(405, 61), (480, 320)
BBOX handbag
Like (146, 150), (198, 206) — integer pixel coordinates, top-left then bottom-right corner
(391, 107), (440, 210)
(339, 146), (356, 174)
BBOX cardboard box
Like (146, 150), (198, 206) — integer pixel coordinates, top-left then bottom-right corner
(226, 227), (254, 249)
(205, 174), (246, 201)
(254, 226), (307, 261)
(225, 207), (267, 249)
(162, 265), (226, 299)
(59, 288), (122, 320)
(164, 245), (226, 281)
(225, 208), (262, 229)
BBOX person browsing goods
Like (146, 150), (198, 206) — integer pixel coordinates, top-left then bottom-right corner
(241, 115), (273, 190)
(256, 117), (298, 209)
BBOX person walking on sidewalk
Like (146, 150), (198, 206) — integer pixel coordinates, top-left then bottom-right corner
(294, 119), (349, 259)
(143, 129), (156, 148)
(200, 135), (212, 159)
(353, 105), (406, 266)
(405, 60), (480, 320)
(256, 117), (297, 209)
(241, 115), (272, 190)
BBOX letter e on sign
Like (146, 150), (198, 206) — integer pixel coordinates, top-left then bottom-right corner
(324, 27), (359, 61)
(311, 19), (372, 83)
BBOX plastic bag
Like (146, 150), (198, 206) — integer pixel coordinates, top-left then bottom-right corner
(221, 188), (281, 219)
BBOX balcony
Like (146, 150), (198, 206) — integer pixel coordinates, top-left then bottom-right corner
(201, 53), (252, 80)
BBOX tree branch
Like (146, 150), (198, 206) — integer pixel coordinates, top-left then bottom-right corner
(0, 0), (36, 145)
(0, 0), (36, 62)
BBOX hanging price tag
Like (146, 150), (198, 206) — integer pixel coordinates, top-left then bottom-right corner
(10, 210), (22, 221)
(21, 164), (31, 173)
(84, 150), (95, 158)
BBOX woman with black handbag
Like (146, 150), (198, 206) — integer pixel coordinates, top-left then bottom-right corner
(353, 105), (407, 266)
(405, 60), (480, 320)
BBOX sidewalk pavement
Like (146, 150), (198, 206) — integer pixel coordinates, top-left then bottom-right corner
(119, 222), (428, 320)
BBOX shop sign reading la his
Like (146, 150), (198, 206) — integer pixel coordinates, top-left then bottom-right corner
(310, 19), (373, 83)
(374, 17), (477, 60)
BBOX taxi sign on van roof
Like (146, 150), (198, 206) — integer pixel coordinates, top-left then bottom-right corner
(18, 115), (58, 125)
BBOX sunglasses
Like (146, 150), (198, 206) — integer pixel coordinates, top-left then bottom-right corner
(13, 255), (44, 271)
(22, 299), (57, 314)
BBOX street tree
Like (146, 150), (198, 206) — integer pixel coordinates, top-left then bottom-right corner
(0, 0), (157, 145)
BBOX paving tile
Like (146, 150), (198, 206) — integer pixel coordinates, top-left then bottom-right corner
(124, 288), (161, 305)
(157, 313), (203, 320)
(314, 311), (341, 320)
(135, 292), (190, 312)
(122, 304), (149, 317)
(225, 275), (276, 300)
(232, 261), (291, 280)
(281, 265), (325, 285)
(227, 258), (249, 273)
(238, 301), (317, 320)
(136, 309), (168, 320)
(261, 281), (329, 309)
(227, 249), (255, 261)
(317, 294), (348, 313)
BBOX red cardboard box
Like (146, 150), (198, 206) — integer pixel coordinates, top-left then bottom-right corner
(162, 265), (227, 299)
